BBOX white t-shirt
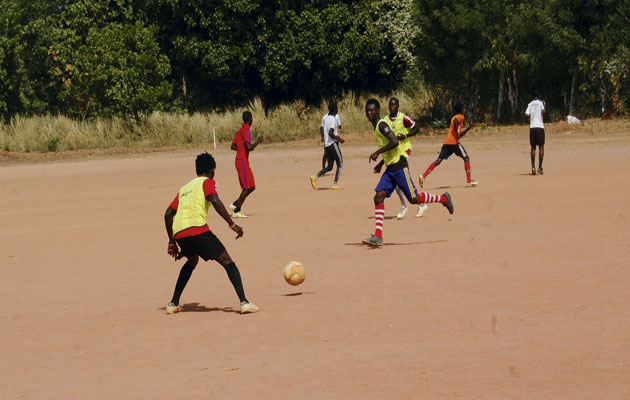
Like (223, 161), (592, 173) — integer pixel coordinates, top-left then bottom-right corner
(525, 99), (545, 129)
(321, 114), (341, 147)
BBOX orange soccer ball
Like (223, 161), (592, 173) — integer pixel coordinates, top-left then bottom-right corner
(283, 261), (305, 286)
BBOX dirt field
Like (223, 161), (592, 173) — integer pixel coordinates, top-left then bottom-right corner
(2, 122), (629, 399)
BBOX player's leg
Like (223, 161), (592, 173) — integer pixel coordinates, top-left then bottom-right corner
(395, 167), (453, 214)
(395, 186), (408, 219)
(311, 146), (334, 189)
(363, 173), (393, 246)
(167, 254), (200, 314)
(423, 146), (450, 181)
(215, 250), (259, 313)
(234, 161), (255, 217)
(455, 144), (476, 186)
(331, 142), (343, 189)
(537, 130), (545, 174)
(530, 128), (537, 175)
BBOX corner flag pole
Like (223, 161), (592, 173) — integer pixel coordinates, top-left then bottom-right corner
(213, 126), (216, 149)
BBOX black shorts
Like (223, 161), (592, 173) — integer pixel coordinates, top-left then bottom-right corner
(438, 144), (468, 160)
(530, 128), (545, 146)
(176, 231), (226, 261)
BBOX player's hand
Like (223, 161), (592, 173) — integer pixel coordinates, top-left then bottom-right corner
(167, 241), (179, 260)
(373, 163), (382, 174)
(369, 152), (379, 162)
(231, 224), (244, 239)
(467, 124), (475, 131)
(257, 136), (264, 143)
(339, 137), (345, 144)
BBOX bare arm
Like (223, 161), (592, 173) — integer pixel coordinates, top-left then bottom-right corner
(231, 142), (237, 151)
(370, 122), (398, 162)
(208, 193), (243, 239)
(329, 128), (344, 143)
(246, 136), (263, 151)
(164, 206), (179, 259)
(459, 123), (475, 138)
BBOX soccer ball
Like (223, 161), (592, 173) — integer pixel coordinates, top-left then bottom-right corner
(283, 261), (305, 286)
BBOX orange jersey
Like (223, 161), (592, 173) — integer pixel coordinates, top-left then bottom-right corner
(444, 114), (464, 145)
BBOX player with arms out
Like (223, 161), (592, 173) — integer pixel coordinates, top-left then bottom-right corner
(373, 97), (428, 219)
(229, 111), (263, 218)
(362, 98), (454, 247)
(164, 152), (259, 314)
(310, 102), (344, 190)
(421, 103), (477, 187)
(525, 92), (546, 175)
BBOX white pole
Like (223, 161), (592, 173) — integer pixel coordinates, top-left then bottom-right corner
(213, 126), (216, 149)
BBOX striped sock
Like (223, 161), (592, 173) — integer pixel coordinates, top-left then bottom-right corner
(374, 203), (385, 239)
(418, 192), (446, 204)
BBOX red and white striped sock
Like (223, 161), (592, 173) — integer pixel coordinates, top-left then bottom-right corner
(374, 203), (385, 239)
(417, 192), (447, 204)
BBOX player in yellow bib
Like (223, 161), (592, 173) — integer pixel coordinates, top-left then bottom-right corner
(377, 97), (428, 219)
(163, 152), (259, 314)
(362, 98), (454, 247)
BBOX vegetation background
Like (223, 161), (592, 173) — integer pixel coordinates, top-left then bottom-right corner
(1, 0), (629, 152)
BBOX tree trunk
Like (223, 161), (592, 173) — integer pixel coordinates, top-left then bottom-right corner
(511, 61), (519, 119)
(569, 66), (578, 116)
(497, 69), (504, 121)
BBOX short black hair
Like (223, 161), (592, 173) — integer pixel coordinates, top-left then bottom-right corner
(328, 102), (337, 114)
(454, 103), (464, 114)
(366, 98), (380, 109)
(242, 111), (252, 123)
(389, 97), (399, 105)
(195, 152), (216, 175)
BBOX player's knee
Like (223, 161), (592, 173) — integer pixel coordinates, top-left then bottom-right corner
(464, 155), (470, 162)
(186, 255), (199, 269)
(434, 159), (442, 165)
(216, 251), (233, 266)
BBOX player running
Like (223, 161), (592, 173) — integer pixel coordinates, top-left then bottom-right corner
(310, 102), (344, 190)
(163, 152), (259, 315)
(421, 103), (477, 187)
(362, 98), (454, 247)
(229, 111), (263, 218)
(377, 97), (428, 219)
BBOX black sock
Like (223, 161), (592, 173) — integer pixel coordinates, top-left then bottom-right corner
(170, 261), (195, 305)
(222, 262), (247, 303)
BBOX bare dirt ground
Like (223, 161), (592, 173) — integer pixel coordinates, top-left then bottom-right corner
(1, 121), (629, 399)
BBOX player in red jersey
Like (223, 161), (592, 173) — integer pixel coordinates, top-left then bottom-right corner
(230, 111), (263, 218)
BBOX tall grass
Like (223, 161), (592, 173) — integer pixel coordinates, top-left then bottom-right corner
(0, 92), (433, 153)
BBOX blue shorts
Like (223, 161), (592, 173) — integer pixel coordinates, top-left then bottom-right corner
(375, 166), (419, 200)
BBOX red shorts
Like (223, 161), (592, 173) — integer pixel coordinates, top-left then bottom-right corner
(235, 158), (255, 189)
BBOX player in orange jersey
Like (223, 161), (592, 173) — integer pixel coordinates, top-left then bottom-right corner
(421, 103), (477, 187)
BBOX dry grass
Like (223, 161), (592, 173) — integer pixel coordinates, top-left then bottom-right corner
(2, 91), (626, 154)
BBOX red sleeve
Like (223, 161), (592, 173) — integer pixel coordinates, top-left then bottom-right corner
(403, 115), (415, 129)
(203, 178), (218, 199)
(169, 193), (179, 210)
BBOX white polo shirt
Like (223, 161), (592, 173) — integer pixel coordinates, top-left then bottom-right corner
(525, 99), (545, 129)
(321, 114), (341, 147)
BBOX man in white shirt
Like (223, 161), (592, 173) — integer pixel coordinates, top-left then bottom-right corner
(525, 92), (546, 175)
(310, 103), (344, 189)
